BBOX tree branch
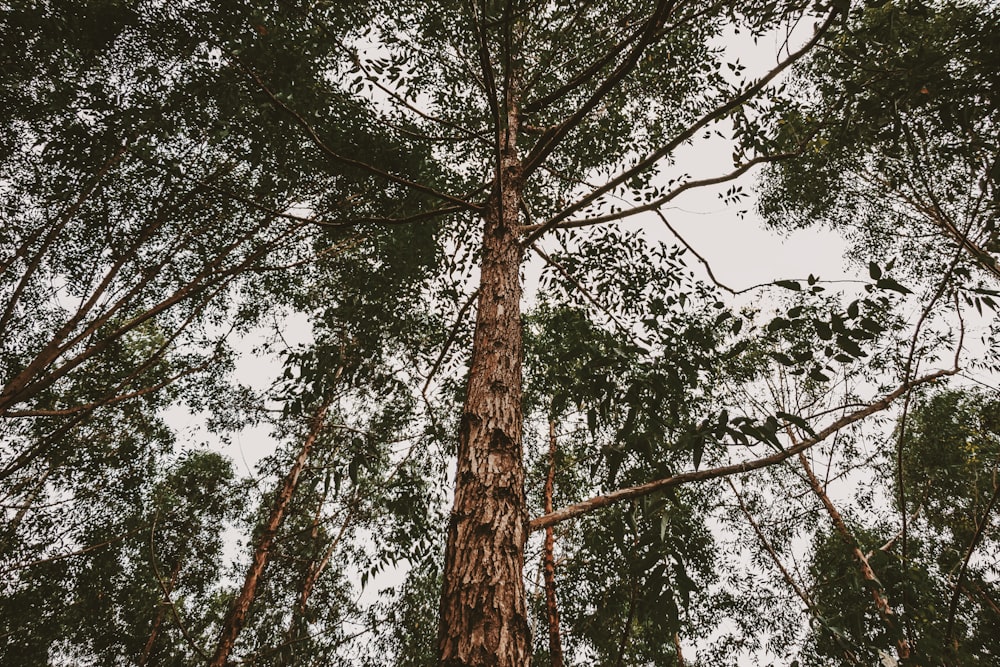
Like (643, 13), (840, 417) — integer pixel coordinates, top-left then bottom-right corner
(530, 366), (956, 531)
(522, 10), (838, 245)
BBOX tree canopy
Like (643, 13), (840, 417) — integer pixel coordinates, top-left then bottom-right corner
(2, 1), (998, 666)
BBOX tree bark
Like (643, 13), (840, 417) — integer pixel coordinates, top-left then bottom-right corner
(437, 81), (530, 665)
(208, 405), (328, 667)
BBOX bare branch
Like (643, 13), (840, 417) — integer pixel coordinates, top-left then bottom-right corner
(521, 0), (681, 179)
(521, 150), (797, 237)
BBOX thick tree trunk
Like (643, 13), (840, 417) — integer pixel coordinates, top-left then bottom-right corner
(208, 405), (328, 667)
(438, 92), (530, 665)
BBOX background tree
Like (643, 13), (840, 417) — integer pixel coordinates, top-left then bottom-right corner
(760, 0), (1000, 285)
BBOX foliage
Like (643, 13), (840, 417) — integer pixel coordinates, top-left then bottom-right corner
(760, 0), (1000, 285)
(3, 0), (997, 665)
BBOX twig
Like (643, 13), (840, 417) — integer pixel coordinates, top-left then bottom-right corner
(149, 512), (210, 660)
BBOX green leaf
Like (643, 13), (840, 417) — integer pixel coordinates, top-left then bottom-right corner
(768, 317), (791, 332)
(876, 277), (912, 294)
(809, 367), (831, 382)
(770, 351), (796, 366)
(815, 319), (833, 340)
(775, 410), (816, 437)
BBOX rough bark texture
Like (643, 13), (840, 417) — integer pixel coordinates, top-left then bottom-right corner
(438, 97), (530, 665)
(542, 422), (564, 667)
(208, 405), (328, 667)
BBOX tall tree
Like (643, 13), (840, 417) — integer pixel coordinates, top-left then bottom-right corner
(7, 1), (997, 665)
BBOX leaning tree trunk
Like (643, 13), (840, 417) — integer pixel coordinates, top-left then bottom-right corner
(438, 87), (531, 665)
(208, 405), (328, 667)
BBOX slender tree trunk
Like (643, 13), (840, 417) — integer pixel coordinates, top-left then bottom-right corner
(798, 452), (911, 661)
(279, 472), (331, 666)
(672, 632), (685, 667)
(280, 486), (357, 665)
(0, 463), (52, 552)
(542, 422), (564, 667)
(614, 581), (638, 667)
(140, 559), (182, 666)
(437, 77), (530, 665)
(208, 405), (328, 667)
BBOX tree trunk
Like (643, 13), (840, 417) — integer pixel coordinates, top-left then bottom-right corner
(543, 422), (564, 667)
(437, 84), (530, 665)
(139, 559), (182, 666)
(208, 405), (328, 667)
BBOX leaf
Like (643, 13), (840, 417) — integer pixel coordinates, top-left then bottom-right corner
(775, 410), (816, 437)
(835, 334), (865, 358)
(876, 277), (912, 294)
(809, 367), (831, 382)
(815, 319), (833, 340)
(768, 317), (791, 332)
(869, 262), (882, 280)
(770, 351), (796, 366)
(773, 279), (801, 291)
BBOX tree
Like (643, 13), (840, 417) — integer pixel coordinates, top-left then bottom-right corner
(5, 1), (996, 665)
(2, 3), (440, 663)
(800, 389), (1000, 666)
(760, 0), (1000, 284)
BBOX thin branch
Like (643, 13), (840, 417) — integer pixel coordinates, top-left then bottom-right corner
(530, 243), (636, 340)
(521, 150), (798, 237)
(796, 446), (910, 661)
(239, 62), (478, 212)
(655, 210), (735, 294)
(521, 11), (651, 114)
(149, 512), (211, 660)
(521, 0), (680, 179)
(0, 525), (141, 576)
(421, 288), (480, 397)
(944, 470), (1000, 649)
(543, 420), (565, 667)
(728, 479), (862, 664)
